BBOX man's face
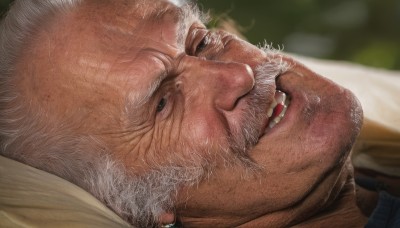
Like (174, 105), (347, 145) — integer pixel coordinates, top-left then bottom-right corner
(18, 0), (363, 226)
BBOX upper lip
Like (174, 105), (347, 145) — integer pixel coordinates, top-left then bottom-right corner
(253, 61), (290, 139)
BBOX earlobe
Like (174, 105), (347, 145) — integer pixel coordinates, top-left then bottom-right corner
(159, 211), (176, 227)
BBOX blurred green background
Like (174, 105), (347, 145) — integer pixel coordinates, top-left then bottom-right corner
(198, 0), (400, 70)
(1, 0), (399, 70)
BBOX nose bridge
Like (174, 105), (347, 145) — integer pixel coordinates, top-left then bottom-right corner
(187, 58), (255, 111)
(216, 31), (267, 69)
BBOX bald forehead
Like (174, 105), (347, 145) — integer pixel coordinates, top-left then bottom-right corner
(34, 0), (203, 76)
(78, 0), (194, 23)
(72, 0), (201, 44)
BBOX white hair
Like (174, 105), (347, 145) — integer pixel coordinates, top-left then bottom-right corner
(0, 0), (82, 155)
(168, 0), (186, 7)
(86, 153), (206, 227)
(0, 0), (199, 227)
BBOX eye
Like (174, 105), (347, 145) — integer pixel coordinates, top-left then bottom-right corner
(195, 36), (208, 55)
(156, 97), (167, 113)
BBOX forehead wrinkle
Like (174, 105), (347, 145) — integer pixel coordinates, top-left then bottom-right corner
(124, 2), (206, 122)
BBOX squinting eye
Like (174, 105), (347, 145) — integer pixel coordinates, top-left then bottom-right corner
(195, 36), (208, 55)
(156, 97), (167, 113)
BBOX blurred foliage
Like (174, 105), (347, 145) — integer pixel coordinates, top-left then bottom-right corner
(198, 0), (400, 70)
(1, 0), (399, 70)
(0, 0), (11, 12)
(0, 0), (11, 14)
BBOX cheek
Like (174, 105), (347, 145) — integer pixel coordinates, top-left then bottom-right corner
(178, 88), (230, 150)
(177, 105), (231, 158)
(251, 133), (326, 174)
(181, 113), (227, 147)
(138, 106), (228, 168)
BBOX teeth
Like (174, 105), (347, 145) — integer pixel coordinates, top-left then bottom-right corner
(267, 97), (278, 117)
(267, 107), (274, 117)
(266, 90), (291, 130)
(268, 119), (278, 128)
(275, 91), (286, 104)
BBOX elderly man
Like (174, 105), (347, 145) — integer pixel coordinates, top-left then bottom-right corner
(1, 0), (399, 227)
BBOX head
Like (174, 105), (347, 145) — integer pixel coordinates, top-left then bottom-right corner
(0, 0), (363, 227)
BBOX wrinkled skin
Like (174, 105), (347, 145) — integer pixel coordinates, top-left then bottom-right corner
(14, 0), (364, 227)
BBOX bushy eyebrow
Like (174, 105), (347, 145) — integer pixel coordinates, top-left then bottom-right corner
(176, 3), (209, 47)
(125, 3), (208, 117)
(125, 70), (166, 125)
(152, 2), (209, 48)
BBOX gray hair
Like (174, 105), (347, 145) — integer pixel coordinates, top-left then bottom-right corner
(0, 0), (94, 177)
(0, 0), (199, 227)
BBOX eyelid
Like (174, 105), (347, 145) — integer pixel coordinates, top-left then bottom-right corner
(194, 33), (210, 56)
(154, 76), (181, 120)
(155, 91), (173, 120)
(187, 28), (209, 56)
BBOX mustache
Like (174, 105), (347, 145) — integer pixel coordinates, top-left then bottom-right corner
(227, 55), (290, 164)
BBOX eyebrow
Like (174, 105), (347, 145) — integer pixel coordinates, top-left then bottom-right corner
(176, 3), (205, 48)
(154, 3), (204, 48)
(126, 3), (204, 111)
(124, 70), (165, 124)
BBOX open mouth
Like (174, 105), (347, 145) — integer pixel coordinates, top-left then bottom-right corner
(266, 90), (291, 130)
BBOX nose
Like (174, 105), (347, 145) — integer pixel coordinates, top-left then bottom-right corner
(214, 63), (255, 111)
(187, 58), (255, 111)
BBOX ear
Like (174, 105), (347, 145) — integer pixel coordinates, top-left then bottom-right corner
(159, 211), (175, 226)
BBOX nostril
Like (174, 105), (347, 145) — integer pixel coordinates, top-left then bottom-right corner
(233, 93), (247, 109)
